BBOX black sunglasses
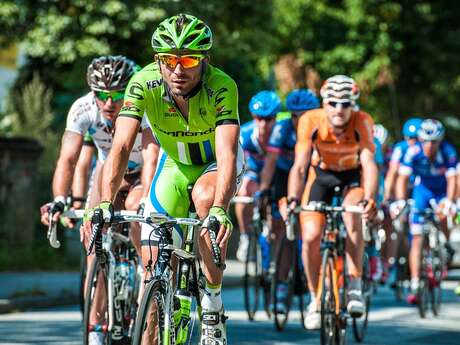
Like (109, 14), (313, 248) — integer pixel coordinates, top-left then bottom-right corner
(328, 101), (352, 109)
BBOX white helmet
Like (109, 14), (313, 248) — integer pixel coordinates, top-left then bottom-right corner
(373, 124), (389, 146)
(418, 119), (445, 141)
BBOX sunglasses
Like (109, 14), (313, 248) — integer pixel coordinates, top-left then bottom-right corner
(157, 53), (205, 69)
(255, 116), (276, 122)
(95, 90), (125, 102)
(327, 101), (352, 109)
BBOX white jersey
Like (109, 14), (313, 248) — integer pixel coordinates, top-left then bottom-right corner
(66, 92), (144, 174)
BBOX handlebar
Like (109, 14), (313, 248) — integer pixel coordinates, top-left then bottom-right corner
(230, 196), (254, 204)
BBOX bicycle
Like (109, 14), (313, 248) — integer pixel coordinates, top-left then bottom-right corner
(415, 201), (448, 318)
(232, 195), (273, 321)
(293, 201), (365, 345)
(389, 199), (412, 302)
(273, 208), (308, 331)
(126, 204), (223, 344)
(48, 209), (142, 345)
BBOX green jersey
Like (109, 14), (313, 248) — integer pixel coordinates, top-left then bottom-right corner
(120, 62), (239, 165)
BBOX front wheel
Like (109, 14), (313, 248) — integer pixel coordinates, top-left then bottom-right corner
(272, 235), (296, 331)
(320, 250), (338, 345)
(352, 252), (371, 342)
(132, 280), (168, 345)
(83, 256), (111, 345)
(244, 234), (261, 321)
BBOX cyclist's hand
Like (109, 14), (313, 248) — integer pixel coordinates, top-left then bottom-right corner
(202, 206), (233, 248)
(81, 201), (113, 245)
(40, 197), (66, 226)
(287, 197), (299, 218)
(438, 198), (455, 217)
(137, 197), (146, 215)
(361, 198), (376, 220)
(254, 189), (270, 212)
(389, 199), (406, 219)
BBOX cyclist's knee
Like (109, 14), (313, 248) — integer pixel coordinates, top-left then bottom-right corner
(343, 187), (364, 205)
(238, 177), (258, 196)
(124, 188), (143, 210)
(192, 183), (215, 217)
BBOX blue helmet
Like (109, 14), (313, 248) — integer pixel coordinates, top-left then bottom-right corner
(286, 89), (320, 112)
(418, 119), (445, 141)
(249, 91), (281, 117)
(402, 118), (422, 138)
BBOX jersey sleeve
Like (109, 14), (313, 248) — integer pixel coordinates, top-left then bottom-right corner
(83, 132), (95, 146)
(398, 144), (419, 176)
(374, 138), (384, 165)
(119, 72), (146, 121)
(267, 121), (286, 154)
(356, 112), (375, 153)
(389, 143), (404, 166)
(295, 113), (314, 154)
(213, 77), (239, 126)
(65, 99), (91, 135)
(442, 142), (458, 177)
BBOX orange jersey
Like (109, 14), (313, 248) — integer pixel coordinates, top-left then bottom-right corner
(296, 108), (375, 171)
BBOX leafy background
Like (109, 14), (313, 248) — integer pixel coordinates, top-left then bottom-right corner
(0, 0), (459, 268)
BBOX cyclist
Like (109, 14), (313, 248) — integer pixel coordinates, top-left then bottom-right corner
(88, 14), (244, 345)
(287, 75), (378, 329)
(456, 162), (460, 296)
(235, 90), (281, 262)
(384, 118), (422, 203)
(256, 88), (319, 312)
(39, 55), (154, 345)
(394, 119), (457, 304)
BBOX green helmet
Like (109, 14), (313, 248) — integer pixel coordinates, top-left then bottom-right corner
(152, 14), (213, 52)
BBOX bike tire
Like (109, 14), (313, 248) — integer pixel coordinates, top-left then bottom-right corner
(352, 252), (371, 342)
(132, 280), (168, 345)
(244, 233), (260, 321)
(272, 235), (296, 331)
(418, 237), (429, 319)
(79, 250), (87, 314)
(320, 249), (338, 345)
(83, 256), (111, 345)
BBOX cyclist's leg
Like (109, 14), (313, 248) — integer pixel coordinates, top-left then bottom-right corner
(121, 174), (143, 256)
(83, 161), (108, 339)
(408, 184), (432, 300)
(234, 170), (259, 261)
(300, 167), (328, 329)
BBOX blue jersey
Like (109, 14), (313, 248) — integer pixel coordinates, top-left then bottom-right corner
(240, 120), (267, 173)
(266, 118), (296, 171)
(390, 140), (410, 165)
(399, 141), (457, 192)
(374, 138), (385, 204)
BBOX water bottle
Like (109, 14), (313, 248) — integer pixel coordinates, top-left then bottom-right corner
(117, 261), (130, 300)
(174, 289), (192, 344)
(259, 226), (271, 271)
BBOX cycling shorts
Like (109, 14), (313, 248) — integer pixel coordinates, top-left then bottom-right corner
(141, 148), (245, 247)
(409, 183), (445, 235)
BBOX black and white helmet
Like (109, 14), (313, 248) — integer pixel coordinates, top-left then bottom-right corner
(87, 55), (137, 91)
(320, 75), (360, 103)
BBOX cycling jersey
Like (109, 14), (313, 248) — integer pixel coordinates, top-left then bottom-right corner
(240, 120), (267, 177)
(374, 138), (385, 205)
(399, 141), (457, 192)
(390, 140), (410, 166)
(267, 118), (296, 171)
(66, 92), (144, 174)
(296, 108), (375, 171)
(120, 62), (239, 165)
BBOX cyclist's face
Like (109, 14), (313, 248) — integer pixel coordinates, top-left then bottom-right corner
(422, 140), (440, 159)
(324, 101), (352, 128)
(253, 115), (275, 137)
(159, 55), (206, 96)
(94, 93), (123, 121)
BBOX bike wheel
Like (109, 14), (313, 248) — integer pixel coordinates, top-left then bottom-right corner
(79, 250), (87, 314)
(272, 235), (295, 331)
(83, 256), (111, 345)
(320, 250), (338, 345)
(430, 249), (444, 316)
(244, 234), (261, 321)
(132, 280), (168, 345)
(352, 253), (371, 342)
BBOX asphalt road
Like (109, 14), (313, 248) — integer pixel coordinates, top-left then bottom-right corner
(0, 282), (459, 345)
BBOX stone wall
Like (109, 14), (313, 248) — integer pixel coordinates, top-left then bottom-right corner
(0, 137), (42, 249)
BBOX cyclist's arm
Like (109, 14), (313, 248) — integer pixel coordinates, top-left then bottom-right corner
(141, 128), (159, 199)
(395, 174), (409, 200)
(259, 151), (279, 191)
(52, 131), (84, 198)
(360, 148), (379, 201)
(446, 174), (456, 201)
(213, 124), (239, 208)
(100, 117), (141, 202)
(457, 165), (460, 199)
(71, 144), (95, 209)
(383, 162), (398, 202)
(288, 115), (312, 202)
